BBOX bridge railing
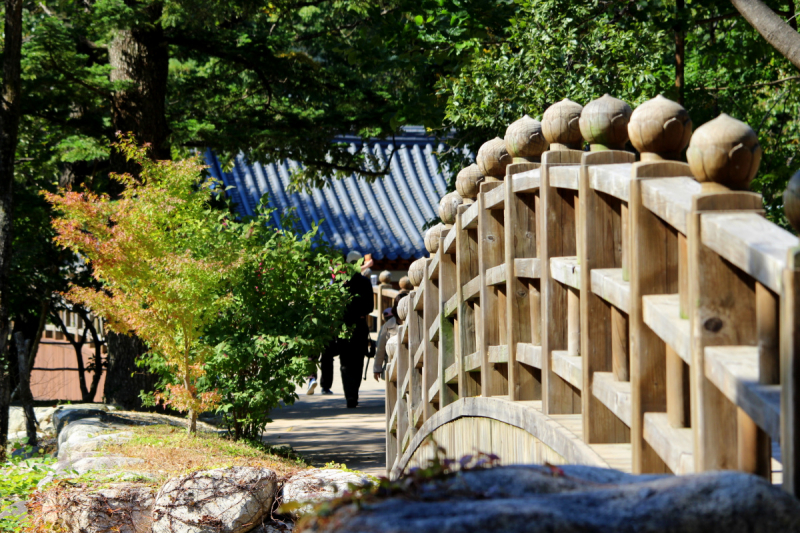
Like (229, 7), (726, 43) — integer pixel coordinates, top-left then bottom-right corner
(382, 94), (800, 496)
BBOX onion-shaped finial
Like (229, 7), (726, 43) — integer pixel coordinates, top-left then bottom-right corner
(386, 335), (398, 359)
(396, 294), (410, 321)
(378, 270), (392, 284)
(398, 276), (413, 291)
(628, 95), (692, 161)
(579, 94), (632, 151)
(439, 191), (463, 225)
(686, 114), (761, 191)
(456, 164), (485, 199)
(784, 170), (800, 233)
(408, 258), (426, 287)
(542, 98), (584, 150)
(477, 137), (512, 178)
(424, 223), (446, 254)
(505, 115), (548, 161)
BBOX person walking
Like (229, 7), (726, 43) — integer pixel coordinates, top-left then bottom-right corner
(306, 251), (374, 397)
(337, 251), (374, 407)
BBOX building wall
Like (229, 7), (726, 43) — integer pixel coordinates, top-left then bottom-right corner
(30, 336), (105, 402)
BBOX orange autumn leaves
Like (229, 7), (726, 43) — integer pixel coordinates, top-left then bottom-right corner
(45, 137), (235, 428)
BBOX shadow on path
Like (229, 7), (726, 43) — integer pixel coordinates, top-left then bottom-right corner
(263, 357), (386, 476)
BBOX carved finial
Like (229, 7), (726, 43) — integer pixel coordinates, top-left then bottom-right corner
(398, 276), (413, 291)
(386, 335), (398, 359)
(408, 258), (426, 287)
(396, 294), (410, 321)
(424, 223), (446, 254)
(456, 164), (485, 199)
(579, 94), (632, 151)
(477, 138), (512, 178)
(784, 170), (800, 233)
(542, 98), (584, 150)
(505, 115), (548, 162)
(379, 270), (392, 284)
(439, 191), (463, 225)
(628, 95), (692, 161)
(686, 114), (761, 191)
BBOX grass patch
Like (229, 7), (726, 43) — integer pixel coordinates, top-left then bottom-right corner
(101, 424), (309, 484)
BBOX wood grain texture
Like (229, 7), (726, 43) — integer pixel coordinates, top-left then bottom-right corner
(506, 162), (540, 402)
(439, 247), (459, 408)
(580, 150), (634, 444)
(456, 204), (480, 398)
(591, 268), (630, 313)
(781, 249), (800, 495)
(540, 149), (583, 415)
(688, 191), (762, 474)
(478, 181), (508, 397)
(629, 162), (688, 474)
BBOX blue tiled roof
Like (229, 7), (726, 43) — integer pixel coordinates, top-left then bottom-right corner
(204, 127), (460, 260)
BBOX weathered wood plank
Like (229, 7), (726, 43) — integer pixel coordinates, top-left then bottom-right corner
(414, 342), (424, 368)
(541, 150), (583, 415)
(444, 294), (458, 318)
(443, 225), (457, 254)
(514, 258), (541, 279)
(592, 372), (632, 427)
(781, 249), (800, 495)
(516, 342), (542, 369)
(484, 184), (506, 210)
(428, 253), (440, 280)
(486, 264), (506, 286)
(478, 181), (508, 397)
(642, 294), (691, 364)
(589, 163), (633, 201)
(704, 345), (781, 443)
(462, 276), (481, 302)
(640, 176), (700, 235)
(643, 412), (695, 474)
(701, 212), (796, 294)
(550, 165), (580, 190)
(550, 256), (581, 289)
(552, 350), (582, 390)
(688, 191), (763, 474)
(444, 362), (458, 384)
(464, 351), (481, 373)
(456, 203), (480, 398)
(461, 202), (479, 229)
(429, 314), (440, 343)
(512, 169), (541, 193)
(591, 268), (630, 313)
(488, 344), (509, 364)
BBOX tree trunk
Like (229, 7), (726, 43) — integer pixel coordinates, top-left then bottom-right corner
(675, 0), (685, 105)
(731, 0), (800, 71)
(0, 0), (24, 462)
(103, 5), (171, 409)
(107, 4), (171, 161)
(104, 332), (159, 409)
(14, 332), (36, 448)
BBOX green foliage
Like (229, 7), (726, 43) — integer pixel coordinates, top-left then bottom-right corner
(200, 206), (354, 440)
(0, 453), (56, 533)
(48, 139), (352, 436)
(437, 0), (800, 224)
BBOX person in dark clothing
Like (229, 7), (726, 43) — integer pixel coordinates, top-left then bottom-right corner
(338, 251), (375, 408)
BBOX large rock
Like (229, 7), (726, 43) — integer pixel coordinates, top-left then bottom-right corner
(282, 468), (371, 516)
(152, 466), (278, 533)
(297, 465), (800, 533)
(44, 482), (154, 533)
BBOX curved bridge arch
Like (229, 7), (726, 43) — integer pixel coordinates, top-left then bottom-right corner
(392, 397), (618, 478)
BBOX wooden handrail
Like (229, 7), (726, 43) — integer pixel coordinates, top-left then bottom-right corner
(383, 95), (800, 496)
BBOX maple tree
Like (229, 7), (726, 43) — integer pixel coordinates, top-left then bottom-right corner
(46, 137), (230, 433)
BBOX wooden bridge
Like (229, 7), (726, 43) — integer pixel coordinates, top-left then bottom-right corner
(377, 94), (800, 496)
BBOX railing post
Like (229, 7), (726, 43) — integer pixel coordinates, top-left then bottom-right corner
(455, 203), (480, 397)
(782, 247), (800, 494)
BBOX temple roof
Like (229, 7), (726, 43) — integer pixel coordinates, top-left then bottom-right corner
(204, 127), (458, 260)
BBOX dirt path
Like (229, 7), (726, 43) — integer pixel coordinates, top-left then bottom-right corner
(263, 357), (386, 476)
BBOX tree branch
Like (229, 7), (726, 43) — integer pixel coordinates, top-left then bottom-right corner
(730, 0), (800, 71)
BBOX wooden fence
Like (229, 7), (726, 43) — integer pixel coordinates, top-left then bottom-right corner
(380, 94), (800, 496)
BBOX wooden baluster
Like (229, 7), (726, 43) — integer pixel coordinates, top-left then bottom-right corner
(578, 123), (635, 443)
(504, 159), (540, 402)
(478, 181), (507, 397)
(781, 246), (800, 495)
(422, 259), (439, 420)
(456, 203), (480, 397)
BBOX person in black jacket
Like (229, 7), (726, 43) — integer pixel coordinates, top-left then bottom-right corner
(337, 251), (375, 408)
